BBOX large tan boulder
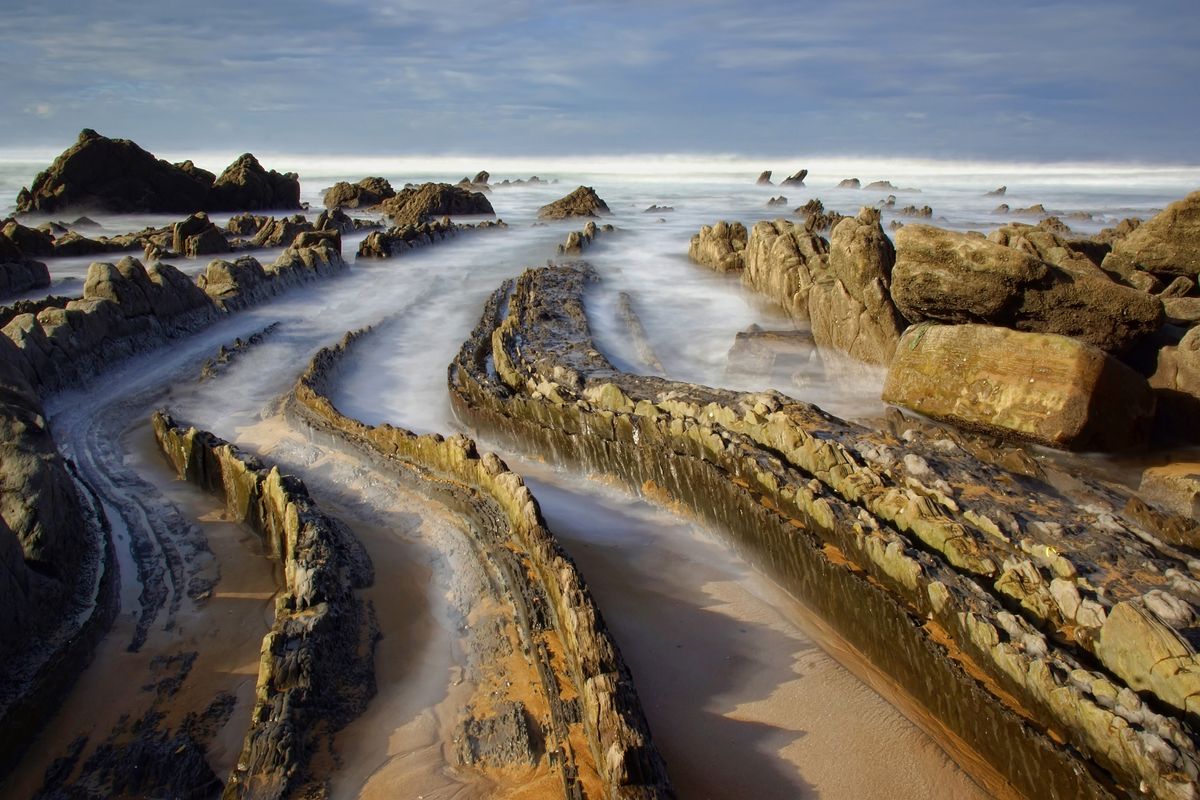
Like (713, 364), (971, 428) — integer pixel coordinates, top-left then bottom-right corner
(1150, 325), (1200, 440)
(377, 182), (495, 226)
(1095, 600), (1200, 721)
(537, 185), (610, 220)
(1139, 463), (1200, 520)
(687, 221), (746, 273)
(987, 223), (1108, 279)
(322, 176), (394, 209)
(741, 219), (827, 321)
(882, 323), (1155, 450)
(893, 224), (1162, 353)
(1103, 190), (1200, 277)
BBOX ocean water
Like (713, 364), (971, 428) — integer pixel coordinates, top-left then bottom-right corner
(4, 153), (1199, 798)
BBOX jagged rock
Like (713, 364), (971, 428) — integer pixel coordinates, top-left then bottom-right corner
(376, 182), (495, 226)
(207, 153), (300, 211)
(1139, 464), (1200, 520)
(225, 213), (270, 237)
(898, 204), (933, 218)
(314, 207), (380, 235)
(172, 213), (230, 257)
(766, 196), (788, 208)
(1038, 216), (1071, 234)
(987, 186), (1007, 196)
(838, 178), (861, 189)
(1013, 203), (1048, 215)
(994, 204), (1010, 214)
(50, 231), (128, 257)
(357, 218), (504, 259)
(643, 204), (674, 213)
(794, 198), (846, 232)
(1103, 191), (1200, 278)
(14, 130), (299, 213)
(1126, 270), (1164, 293)
(558, 220), (613, 255)
(741, 219), (827, 321)
(687, 221), (746, 273)
(881, 195), (897, 208)
(322, 176), (395, 209)
(892, 224), (1163, 353)
(2, 221), (54, 257)
(987, 223), (1108, 279)
(808, 208), (906, 364)
(864, 180), (899, 191)
(883, 323), (1155, 450)
(1095, 217), (1142, 245)
(780, 169), (808, 187)
(537, 186), (611, 220)
(251, 214), (314, 248)
(756, 170), (773, 185)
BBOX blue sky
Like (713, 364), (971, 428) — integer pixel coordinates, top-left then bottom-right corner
(2, 0), (1197, 161)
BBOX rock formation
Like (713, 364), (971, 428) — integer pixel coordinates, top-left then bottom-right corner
(356, 218), (506, 260)
(171, 213), (230, 257)
(375, 182), (495, 227)
(558, 220), (614, 255)
(1103, 190), (1200, 278)
(890, 224), (1162, 354)
(780, 169), (808, 187)
(883, 323), (1155, 449)
(755, 170), (772, 185)
(450, 262), (1200, 800)
(15, 130), (300, 214)
(986, 186), (1006, 196)
(0, 233), (49, 299)
(687, 221), (746, 273)
(837, 178), (861, 189)
(537, 186), (611, 220)
(322, 176), (395, 209)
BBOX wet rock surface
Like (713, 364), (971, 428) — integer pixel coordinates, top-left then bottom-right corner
(291, 328), (673, 799)
(375, 181), (495, 227)
(153, 411), (377, 799)
(322, 176), (395, 209)
(450, 261), (1200, 800)
(1103, 191), (1200, 278)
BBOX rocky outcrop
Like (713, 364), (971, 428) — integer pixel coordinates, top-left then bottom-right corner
(558, 220), (614, 255)
(794, 198), (846, 232)
(811, 209), (906, 364)
(891, 224), (1163, 353)
(313, 207), (382, 236)
(356, 218), (506, 260)
(755, 170), (773, 185)
(765, 196), (787, 208)
(897, 204), (933, 218)
(987, 223), (1109, 279)
(0, 233), (49, 299)
(152, 412), (375, 800)
(207, 153), (301, 212)
(687, 221), (746, 273)
(375, 182), (495, 227)
(1140, 464), (1200, 520)
(450, 262), (1200, 800)
(1150, 325), (1200, 441)
(172, 213), (231, 257)
(837, 178), (860, 189)
(537, 186), (611, 220)
(1103, 191), (1200, 278)
(15, 130), (300, 214)
(986, 186), (1006, 196)
(250, 214), (315, 248)
(780, 169), (808, 187)
(883, 323), (1155, 450)
(291, 329), (672, 800)
(322, 176), (395, 209)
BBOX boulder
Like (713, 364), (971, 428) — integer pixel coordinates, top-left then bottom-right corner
(322, 176), (395, 209)
(251, 215), (315, 248)
(780, 169), (808, 187)
(0, 256), (50, 300)
(226, 213), (270, 237)
(1139, 464), (1200, 520)
(172, 213), (231, 257)
(892, 225), (1162, 353)
(377, 182), (495, 226)
(756, 170), (773, 186)
(1160, 276), (1195, 298)
(882, 323), (1155, 450)
(863, 180), (898, 192)
(1038, 216), (1071, 235)
(1095, 217), (1142, 246)
(810, 208), (906, 364)
(643, 205), (674, 214)
(1150, 326), (1200, 441)
(1103, 191), (1200, 278)
(687, 221), (746, 273)
(766, 196), (788, 208)
(898, 204), (933, 218)
(208, 153), (301, 211)
(537, 186), (611, 220)
(987, 223), (1108, 280)
(741, 219), (827, 321)
(986, 186), (1007, 197)
(837, 178), (861, 189)
(1164, 297), (1200, 326)
(794, 198), (846, 232)
(2, 221), (54, 257)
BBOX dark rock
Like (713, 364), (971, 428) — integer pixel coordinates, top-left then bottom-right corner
(766, 196), (788, 208)
(2, 221), (54, 257)
(537, 186), (611, 220)
(172, 212), (231, 257)
(251, 214), (315, 248)
(226, 213), (270, 237)
(986, 186), (1007, 197)
(643, 204), (674, 213)
(377, 182), (495, 226)
(837, 178), (861, 189)
(780, 169), (808, 187)
(897, 204), (933, 218)
(994, 204), (1011, 214)
(756, 170), (773, 185)
(208, 153), (301, 211)
(322, 176), (395, 210)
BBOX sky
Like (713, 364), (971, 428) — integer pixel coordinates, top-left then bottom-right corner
(1, 0), (1198, 162)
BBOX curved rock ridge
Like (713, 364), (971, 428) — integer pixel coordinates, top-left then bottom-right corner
(356, 217), (507, 260)
(2, 236), (344, 394)
(151, 411), (376, 800)
(449, 262), (1200, 800)
(290, 328), (673, 800)
(16, 129), (301, 214)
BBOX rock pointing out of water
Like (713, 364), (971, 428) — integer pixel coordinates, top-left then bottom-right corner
(322, 176), (396, 209)
(780, 169), (808, 187)
(15, 130), (301, 214)
(375, 182), (495, 227)
(537, 185), (611, 219)
(755, 170), (773, 185)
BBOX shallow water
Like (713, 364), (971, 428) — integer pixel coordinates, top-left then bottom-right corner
(6, 154), (1199, 797)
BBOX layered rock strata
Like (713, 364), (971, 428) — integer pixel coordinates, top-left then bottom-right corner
(375, 182), (494, 227)
(290, 329), (673, 800)
(449, 262), (1200, 800)
(152, 412), (376, 799)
